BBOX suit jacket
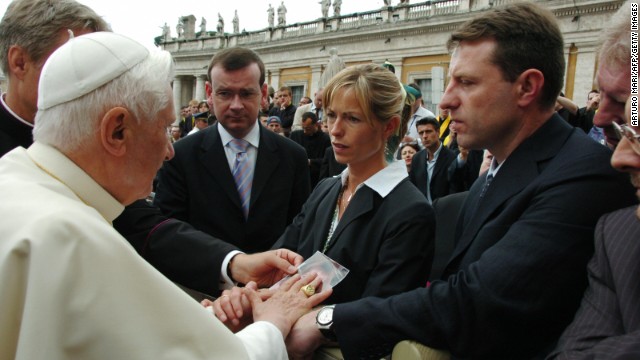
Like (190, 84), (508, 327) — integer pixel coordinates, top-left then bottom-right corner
(448, 149), (484, 193)
(289, 129), (331, 187)
(113, 199), (239, 295)
(428, 191), (468, 281)
(0, 100), (32, 157)
(409, 145), (456, 202)
(273, 173), (434, 305)
(319, 146), (347, 180)
(333, 114), (637, 359)
(178, 115), (195, 138)
(549, 206), (640, 359)
(154, 123), (311, 254)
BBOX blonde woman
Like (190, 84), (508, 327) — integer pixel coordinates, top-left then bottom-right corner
(271, 64), (434, 304)
(212, 64), (435, 330)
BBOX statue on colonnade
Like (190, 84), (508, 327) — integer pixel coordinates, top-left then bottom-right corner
(267, 3), (275, 27)
(217, 13), (224, 34)
(233, 10), (239, 33)
(333, 0), (342, 17)
(278, 1), (287, 26)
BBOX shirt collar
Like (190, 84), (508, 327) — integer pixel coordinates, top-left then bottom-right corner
(26, 142), (124, 223)
(1, 93), (34, 128)
(339, 160), (407, 198)
(487, 157), (503, 177)
(218, 120), (260, 148)
(429, 143), (443, 161)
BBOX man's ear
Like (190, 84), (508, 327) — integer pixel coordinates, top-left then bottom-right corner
(100, 107), (131, 157)
(515, 69), (545, 107)
(205, 81), (213, 97)
(7, 45), (30, 80)
(260, 83), (269, 104)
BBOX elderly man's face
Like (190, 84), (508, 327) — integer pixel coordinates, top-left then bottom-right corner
(207, 62), (266, 139)
(128, 97), (175, 203)
(594, 61), (630, 147)
(611, 97), (640, 219)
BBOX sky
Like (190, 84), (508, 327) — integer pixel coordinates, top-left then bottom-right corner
(0, 0), (389, 49)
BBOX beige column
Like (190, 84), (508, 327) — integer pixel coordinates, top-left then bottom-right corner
(172, 76), (183, 120)
(195, 75), (207, 102)
(311, 65), (323, 94)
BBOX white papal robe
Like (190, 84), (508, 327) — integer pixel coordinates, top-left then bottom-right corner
(0, 142), (287, 360)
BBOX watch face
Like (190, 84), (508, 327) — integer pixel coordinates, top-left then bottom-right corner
(317, 307), (333, 326)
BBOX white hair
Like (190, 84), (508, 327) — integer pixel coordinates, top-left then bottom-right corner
(33, 49), (175, 152)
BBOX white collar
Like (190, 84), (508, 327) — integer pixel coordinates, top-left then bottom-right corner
(339, 160), (407, 198)
(1, 93), (34, 128)
(487, 157), (504, 178)
(218, 120), (260, 148)
(26, 142), (124, 223)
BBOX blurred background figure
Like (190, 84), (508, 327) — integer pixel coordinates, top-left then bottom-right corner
(266, 115), (284, 135)
(298, 96), (312, 106)
(400, 140), (420, 172)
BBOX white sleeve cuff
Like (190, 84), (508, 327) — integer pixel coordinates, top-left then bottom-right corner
(219, 250), (244, 290)
(237, 321), (287, 360)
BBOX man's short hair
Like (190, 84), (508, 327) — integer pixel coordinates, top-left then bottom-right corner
(447, 2), (564, 109)
(302, 111), (318, 124)
(207, 47), (265, 86)
(0, 0), (110, 75)
(278, 86), (292, 96)
(416, 116), (439, 130)
(598, 1), (631, 70)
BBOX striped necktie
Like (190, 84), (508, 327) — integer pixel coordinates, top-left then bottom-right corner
(479, 173), (493, 199)
(229, 139), (253, 220)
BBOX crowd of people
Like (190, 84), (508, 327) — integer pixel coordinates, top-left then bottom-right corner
(0, 0), (639, 359)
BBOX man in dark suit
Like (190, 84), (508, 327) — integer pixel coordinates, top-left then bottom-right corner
(285, 3), (636, 359)
(154, 47), (310, 255)
(409, 116), (456, 203)
(289, 112), (331, 187)
(549, 3), (640, 357)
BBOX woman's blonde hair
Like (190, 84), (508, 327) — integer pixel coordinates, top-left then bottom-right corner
(323, 63), (405, 159)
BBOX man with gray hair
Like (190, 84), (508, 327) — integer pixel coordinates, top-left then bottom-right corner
(549, 2), (640, 357)
(590, 0), (633, 147)
(0, 0), (109, 157)
(0, 31), (330, 359)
